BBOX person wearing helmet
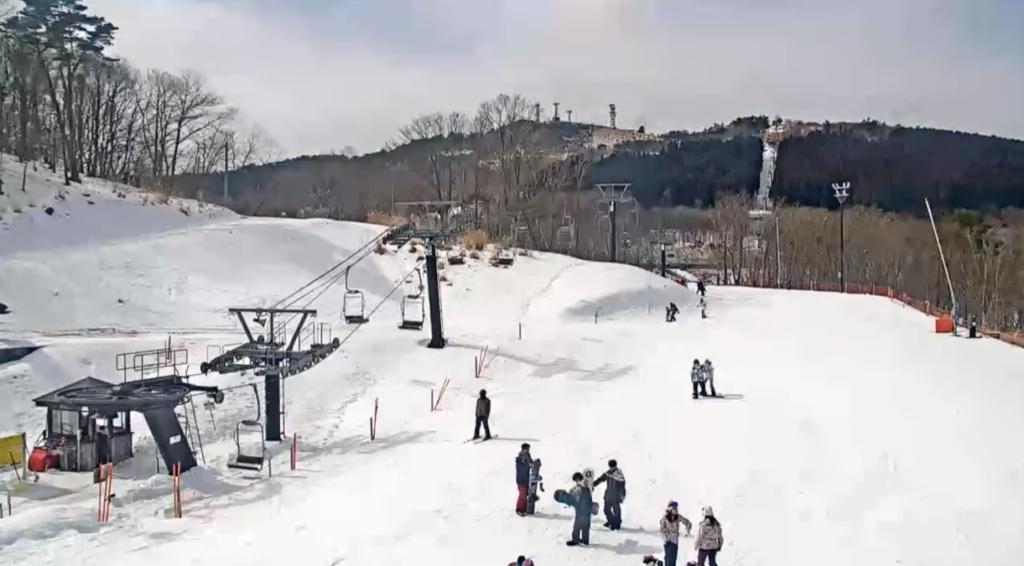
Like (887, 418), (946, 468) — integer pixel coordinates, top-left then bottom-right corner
(473, 389), (492, 440)
(508, 555), (535, 566)
(702, 360), (717, 397)
(659, 500), (692, 566)
(690, 360), (707, 399)
(695, 506), (724, 566)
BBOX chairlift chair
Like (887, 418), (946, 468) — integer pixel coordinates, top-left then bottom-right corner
(556, 215), (575, 247)
(399, 295), (425, 330)
(228, 419), (268, 472)
(342, 266), (369, 324)
(227, 384), (268, 473)
(403, 267), (425, 299)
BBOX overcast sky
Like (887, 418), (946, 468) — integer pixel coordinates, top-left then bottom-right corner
(88, 0), (1024, 158)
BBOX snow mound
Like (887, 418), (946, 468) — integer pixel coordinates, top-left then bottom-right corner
(0, 218), (396, 335)
(529, 262), (697, 320)
(0, 155), (236, 256)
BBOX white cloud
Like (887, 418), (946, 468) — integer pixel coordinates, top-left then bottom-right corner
(89, 0), (1024, 157)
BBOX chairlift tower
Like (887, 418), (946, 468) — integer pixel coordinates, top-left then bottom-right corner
(595, 183), (635, 262)
(833, 182), (850, 293)
(201, 307), (340, 441)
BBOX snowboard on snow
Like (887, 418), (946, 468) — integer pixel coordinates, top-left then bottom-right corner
(552, 489), (599, 516)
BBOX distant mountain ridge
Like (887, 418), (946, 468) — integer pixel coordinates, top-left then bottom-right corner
(171, 116), (1024, 219)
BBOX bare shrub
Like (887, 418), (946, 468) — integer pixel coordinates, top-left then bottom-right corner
(461, 229), (490, 250)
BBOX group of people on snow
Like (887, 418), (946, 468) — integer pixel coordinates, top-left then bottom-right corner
(666, 279), (708, 322)
(691, 359), (717, 398)
(657, 502), (724, 566)
(511, 447), (724, 566)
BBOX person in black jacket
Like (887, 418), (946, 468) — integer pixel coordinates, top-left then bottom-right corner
(473, 389), (492, 440)
(593, 459), (626, 530)
(514, 443), (532, 516)
(566, 471), (592, 546)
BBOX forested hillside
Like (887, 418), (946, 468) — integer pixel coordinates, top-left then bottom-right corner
(3, 0), (1023, 337)
(172, 118), (1024, 220)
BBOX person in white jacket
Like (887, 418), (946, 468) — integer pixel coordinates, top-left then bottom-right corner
(702, 360), (717, 397)
(691, 360), (707, 399)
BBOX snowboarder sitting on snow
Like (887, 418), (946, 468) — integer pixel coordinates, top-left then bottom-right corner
(666, 302), (679, 322)
(659, 500), (692, 566)
(473, 389), (491, 440)
(566, 471), (593, 546)
(691, 359), (708, 399)
(701, 359), (717, 397)
(592, 459), (626, 530)
(515, 443), (533, 516)
(508, 556), (535, 566)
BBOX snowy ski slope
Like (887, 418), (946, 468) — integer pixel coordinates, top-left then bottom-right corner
(1, 179), (1023, 566)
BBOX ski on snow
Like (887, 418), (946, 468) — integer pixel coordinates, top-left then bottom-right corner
(465, 435), (498, 443)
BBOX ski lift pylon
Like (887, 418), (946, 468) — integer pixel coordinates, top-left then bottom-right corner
(342, 266), (369, 324)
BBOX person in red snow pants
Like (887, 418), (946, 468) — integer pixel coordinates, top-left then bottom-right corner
(515, 443), (532, 516)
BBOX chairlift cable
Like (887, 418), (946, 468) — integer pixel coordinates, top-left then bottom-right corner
(276, 244), (378, 330)
(270, 222), (402, 311)
(214, 259), (426, 394)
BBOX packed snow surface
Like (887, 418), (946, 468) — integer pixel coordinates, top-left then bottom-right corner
(1, 193), (1023, 566)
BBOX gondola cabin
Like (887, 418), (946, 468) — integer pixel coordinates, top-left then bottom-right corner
(30, 377), (134, 473)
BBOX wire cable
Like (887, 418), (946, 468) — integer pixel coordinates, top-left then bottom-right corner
(212, 259), (426, 393)
(269, 222), (405, 311)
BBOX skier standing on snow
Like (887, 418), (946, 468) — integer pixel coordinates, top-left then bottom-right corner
(473, 389), (492, 440)
(659, 501), (692, 566)
(566, 471), (593, 546)
(702, 359), (717, 397)
(666, 302), (679, 322)
(515, 443), (533, 516)
(694, 506), (724, 566)
(592, 459), (626, 530)
(691, 359), (708, 399)
(696, 279), (706, 297)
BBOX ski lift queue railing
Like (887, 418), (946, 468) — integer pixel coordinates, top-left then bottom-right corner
(204, 322), (333, 363)
(115, 348), (189, 382)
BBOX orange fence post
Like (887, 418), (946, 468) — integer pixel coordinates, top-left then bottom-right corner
(369, 399), (379, 441)
(96, 465), (103, 522)
(104, 463), (113, 521)
(431, 378), (450, 411)
(291, 433), (298, 469)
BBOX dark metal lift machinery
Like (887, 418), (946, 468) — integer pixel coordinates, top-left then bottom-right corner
(200, 307), (340, 441)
